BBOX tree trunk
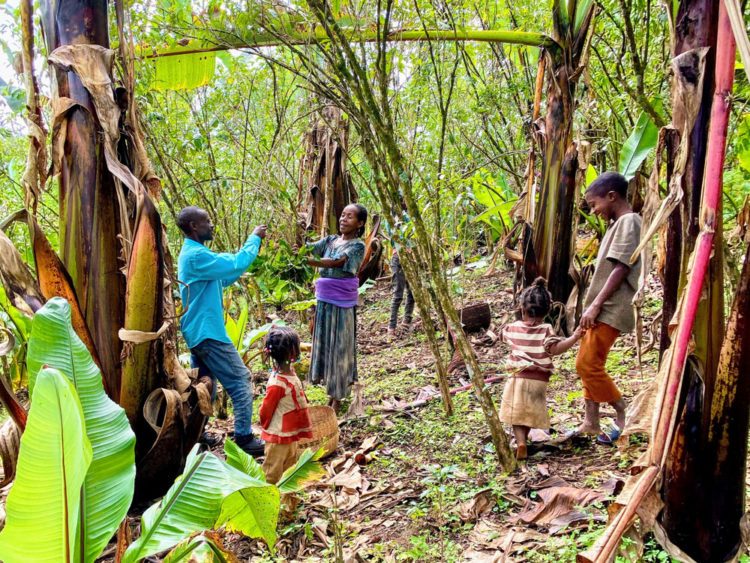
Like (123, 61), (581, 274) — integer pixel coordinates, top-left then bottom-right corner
(531, 3), (596, 303)
(37, 0), (206, 498)
(40, 0), (125, 399)
(703, 240), (750, 559)
(659, 0), (719, 357)
(298, 105), (357, 237)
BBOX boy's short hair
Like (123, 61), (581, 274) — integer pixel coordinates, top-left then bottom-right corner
(586, 171), (628, 199)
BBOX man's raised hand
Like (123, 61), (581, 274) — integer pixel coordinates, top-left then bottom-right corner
(252, 225), (268, 239)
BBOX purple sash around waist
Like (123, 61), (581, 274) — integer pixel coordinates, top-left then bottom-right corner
(315, 277), (359, 308)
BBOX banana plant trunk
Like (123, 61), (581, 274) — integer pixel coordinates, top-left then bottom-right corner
(533, 55), (577, 302)
(298, 105), (357, 238)
(661, 1), (736, 557)
(661, 0), (729, 556)
(40, 0), (125, 399)
(36, 0), (204, 497)
(531, 1), (595, 303)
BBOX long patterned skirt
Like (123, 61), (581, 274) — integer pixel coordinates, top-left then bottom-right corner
(309, 302), (358, 400)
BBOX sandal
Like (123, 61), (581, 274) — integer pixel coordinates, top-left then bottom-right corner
(596, 426), (622, 446)
(561, 428), (594, 440)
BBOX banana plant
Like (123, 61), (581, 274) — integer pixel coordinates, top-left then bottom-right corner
(126, 440), (325, 562)
(0, 367), (92, 563)
(0, 298), (136, 563)
(224, 302), (249, 351)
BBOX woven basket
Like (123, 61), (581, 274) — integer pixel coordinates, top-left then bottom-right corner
(297, 405), (339, 459)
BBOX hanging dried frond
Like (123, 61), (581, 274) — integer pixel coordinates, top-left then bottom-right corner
(0, 227), (44, 316)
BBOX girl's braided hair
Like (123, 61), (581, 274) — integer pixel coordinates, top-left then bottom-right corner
(264, 326), (300, 366)
(519, 277), (552, 319)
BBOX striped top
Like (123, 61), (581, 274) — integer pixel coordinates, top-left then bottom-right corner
(501, 320), (561, 375)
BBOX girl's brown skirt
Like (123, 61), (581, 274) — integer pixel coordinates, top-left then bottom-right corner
(499, 377), (550, 429)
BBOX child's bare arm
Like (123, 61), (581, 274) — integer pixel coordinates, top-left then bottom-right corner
(547, 326), (584, 355)
(580, 262), (630, 329)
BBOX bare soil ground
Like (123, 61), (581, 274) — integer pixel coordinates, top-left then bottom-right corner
(206, 267), (664, 562)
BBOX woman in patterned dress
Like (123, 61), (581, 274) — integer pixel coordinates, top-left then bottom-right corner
(306, 204), (367, 413)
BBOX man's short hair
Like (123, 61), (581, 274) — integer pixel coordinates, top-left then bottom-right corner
(177, 206), (205, 235)
(586, 171), (628, 199)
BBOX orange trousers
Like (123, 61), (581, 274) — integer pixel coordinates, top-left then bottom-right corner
(575, 322), (622, 403)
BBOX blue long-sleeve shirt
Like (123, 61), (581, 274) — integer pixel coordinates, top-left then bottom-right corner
(177, 235), (261, 349)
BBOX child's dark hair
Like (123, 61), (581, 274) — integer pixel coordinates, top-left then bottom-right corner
(585, 171), (628, 199)
(349, 203), (368, 237)
(520, 277), (552, 319)
(265, 326), (300, 367)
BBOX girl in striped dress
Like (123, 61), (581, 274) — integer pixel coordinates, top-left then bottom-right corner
(499, 278), (584, 460)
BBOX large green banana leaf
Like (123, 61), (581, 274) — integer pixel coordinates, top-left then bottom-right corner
(0, 367), (93, 562)
(26, 297), (136, 562)
(618, 110), (660, 181)
(219, 440), (279, 551)
(224, 438), (266, 481)
(123, 445), (271, 563)
(215, 487), (280, 552)
(277, 446), (326, 494)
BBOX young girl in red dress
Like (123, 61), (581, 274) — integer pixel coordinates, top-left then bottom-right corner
(259, 326), (313, 483)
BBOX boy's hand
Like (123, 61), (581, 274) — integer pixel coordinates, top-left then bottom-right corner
(252, 225), (268, 239)
(580, 304), (600, 330)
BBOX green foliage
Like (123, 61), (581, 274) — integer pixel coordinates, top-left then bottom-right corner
(152, 52), (217, 91)
(0, 298), (135, 563)
(734, 113), (750, 174)
(215, 487), (280, 552)
(224, 436), (267, 481)
(0, 285), (31, 388)
(0, 367), (92, 563)
(125, 442), (326, 562)
(225, 302), (249, 350)
(244, 319), (288, 349)
(468, 168), (516, 240)
(277, 446), (327, 494)
(0, 77), (24, 114)
(217, 439), (280, 550)
(26, 298), (137, 562)
(122, 444), (273, 562)
(618, 108), (660, 181)
(250, 242), (315, 310)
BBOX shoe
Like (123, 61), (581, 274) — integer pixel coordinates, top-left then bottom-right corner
(596, 426), (622, 446)
(235, 434), (266, 457)
(199, 432), (222, 448)
(562, 427), (596, 440)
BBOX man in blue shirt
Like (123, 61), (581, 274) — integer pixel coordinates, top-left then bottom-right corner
(177, 206), (267, 456)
